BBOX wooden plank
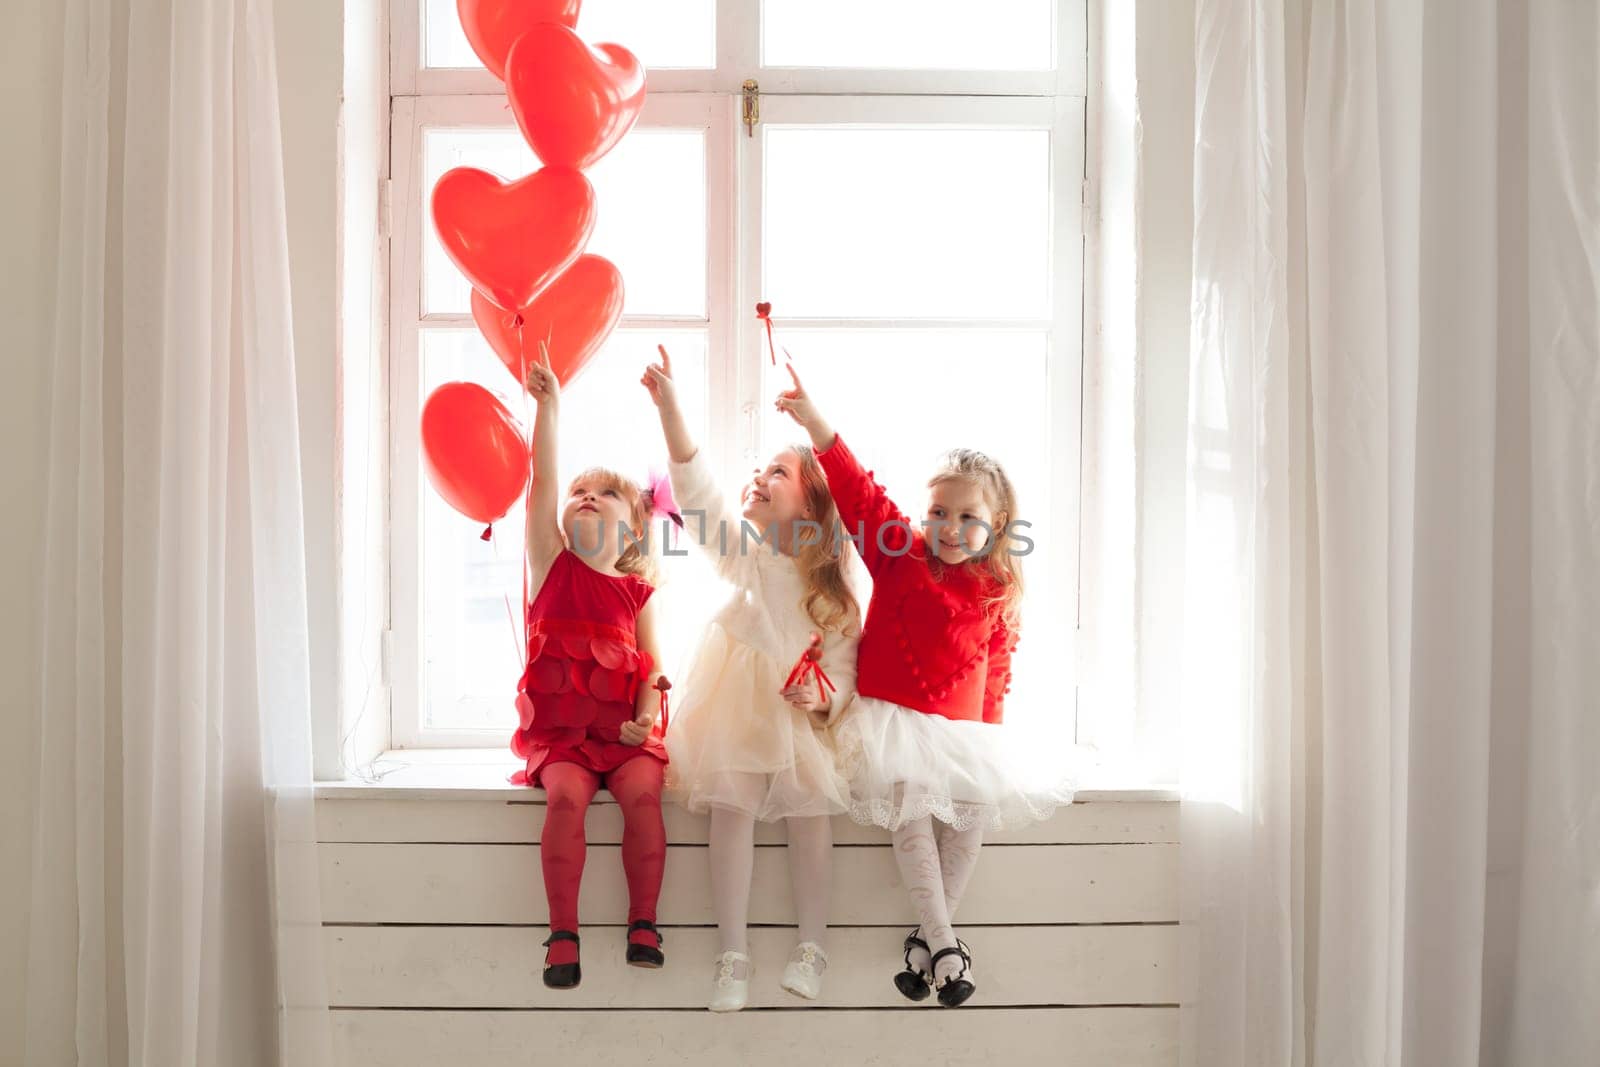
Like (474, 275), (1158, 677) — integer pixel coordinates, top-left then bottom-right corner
(315, 797), (1178, 846)
(325, 923), (1177, 1009)
(313, 750), (1180, 804)
(333, 1007), (1178, 1067)
(319, 842), (1178, 925)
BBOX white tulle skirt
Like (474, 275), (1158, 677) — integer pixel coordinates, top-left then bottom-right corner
(664, 623), (854, 821)
(835, 696), (1078, 832)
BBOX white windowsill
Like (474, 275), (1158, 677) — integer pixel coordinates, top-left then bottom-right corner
(314, 749), (1179, 803)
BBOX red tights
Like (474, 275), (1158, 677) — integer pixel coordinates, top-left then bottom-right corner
(539, 756), (667, 965)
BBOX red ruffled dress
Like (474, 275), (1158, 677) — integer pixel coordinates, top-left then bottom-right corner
(510, 549), (668, 786)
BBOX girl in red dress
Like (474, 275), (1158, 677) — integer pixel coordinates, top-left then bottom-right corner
(514, 347), (671, 990)
(776, 363), (1076, 1008)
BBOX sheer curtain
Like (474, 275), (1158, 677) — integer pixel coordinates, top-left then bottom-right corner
(1181, 1), (1598, 1065)
(25, 0), (333, 1064)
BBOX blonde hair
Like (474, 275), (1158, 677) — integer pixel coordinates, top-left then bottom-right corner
(790, 444), (860, 635)
(926, 448), (1024, 626)
(567, 467), (659, 586)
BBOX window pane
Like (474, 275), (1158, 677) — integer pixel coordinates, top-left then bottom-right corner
(420, 327), (711, 732)
(763, 128), (1050, 318)
(757, 329), (1070, 722)
(422, 127), (707, 318)
(425, 0), (716, 70)
(762, 0), (1054, 71)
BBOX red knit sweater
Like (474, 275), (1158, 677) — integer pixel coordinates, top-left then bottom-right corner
(816, 434), (1017, 724)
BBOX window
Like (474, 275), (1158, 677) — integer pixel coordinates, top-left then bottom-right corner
(388, 1), (1087, 747)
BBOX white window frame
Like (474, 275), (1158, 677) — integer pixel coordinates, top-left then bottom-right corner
(386, 0), (1087, 749)
(390, 0), (1087, 99)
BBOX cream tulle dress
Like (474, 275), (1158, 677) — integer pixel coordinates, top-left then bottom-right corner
(663, 450), (861, 821)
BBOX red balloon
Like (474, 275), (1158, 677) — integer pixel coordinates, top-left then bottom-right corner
(431, 166), (595, 312)
(472, 254), (624, 387)
(420, 382), (529, 524)
(506, 23), (645, 170)
(456, 0), (581, 81)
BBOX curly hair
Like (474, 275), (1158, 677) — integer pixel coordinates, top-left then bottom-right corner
(789, 444), (861, 635)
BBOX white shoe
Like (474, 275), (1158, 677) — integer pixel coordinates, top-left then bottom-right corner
(708, 950), (752, 1012)
(780, 941), (828, 1001)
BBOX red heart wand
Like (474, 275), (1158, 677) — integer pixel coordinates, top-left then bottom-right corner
(784, 632), (836, 704)
(654, 676), (672, 733)
(756, 301), (777, 365)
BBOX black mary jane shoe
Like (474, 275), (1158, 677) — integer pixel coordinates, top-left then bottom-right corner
(932, 941), (976, 1008)
(625, 919), (665, 968)
(893, 927), (934, 1002)
(542, 930), (581, 989)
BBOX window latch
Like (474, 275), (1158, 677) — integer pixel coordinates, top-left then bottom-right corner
(742, 79), (759, 138)
(740, 402), (758, 458)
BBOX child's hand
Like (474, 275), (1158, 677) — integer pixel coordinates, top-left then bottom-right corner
(525, 342), (560, 407)
(774, 363), (822, 430)
(775, 363), (836, 451)
(781, 683), (830, 716)
(619, 710), (654, 746)
(640, 345), (679, 411)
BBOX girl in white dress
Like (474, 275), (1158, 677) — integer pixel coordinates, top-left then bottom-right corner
(642, 346), (861, 1012)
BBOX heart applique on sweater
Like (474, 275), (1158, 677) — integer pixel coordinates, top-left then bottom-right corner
(889, 584), (989, 699)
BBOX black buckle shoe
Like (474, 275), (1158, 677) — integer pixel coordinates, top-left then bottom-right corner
(625, 919), (665, 968)
(893, 927), (933, 1002)
(542, 929), (581, 989)
(932, 940), (975, 1007)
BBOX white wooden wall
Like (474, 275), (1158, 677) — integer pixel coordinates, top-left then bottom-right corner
(316, 772), (1178, 1067)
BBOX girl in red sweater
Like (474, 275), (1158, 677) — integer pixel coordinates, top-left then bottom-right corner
(777, 364), (1076, 1008)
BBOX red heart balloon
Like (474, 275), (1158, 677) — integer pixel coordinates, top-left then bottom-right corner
(420, 381), (530, 524)
(472, 254), (624, 387)
(456, 0), (581, 81)
(431, 165), (595, 312)
(506, 23), (645, 170)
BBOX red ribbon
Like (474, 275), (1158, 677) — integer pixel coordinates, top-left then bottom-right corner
(784, 632), (836, 704)
(654, 676), (672, 734)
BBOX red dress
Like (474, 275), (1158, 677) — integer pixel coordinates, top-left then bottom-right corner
(510, 549), (668, 786)
(815, 434), (1016, 725)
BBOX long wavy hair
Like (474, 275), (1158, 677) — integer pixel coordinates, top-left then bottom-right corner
(789, 444), (860, 635)
(926, 448), (1024, 626)
(567, 467), (659, 586)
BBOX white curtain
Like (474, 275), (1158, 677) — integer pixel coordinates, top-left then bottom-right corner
(25, 0), (333, 1064)
(1181, 1), (1599, 1065)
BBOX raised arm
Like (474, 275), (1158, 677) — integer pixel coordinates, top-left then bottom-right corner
(643, 345), (754, 585)
(774, 361), (836, 453)
(641, 344), (697, 463)
(775, 362), (915, 576)
(525, 341), (565, 585)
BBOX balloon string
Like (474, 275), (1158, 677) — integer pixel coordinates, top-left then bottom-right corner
(515, 312), (530, 673)
(762, 317), (776, 365)
(510, 311), (527, 381)
(490, 526), (520, 676)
